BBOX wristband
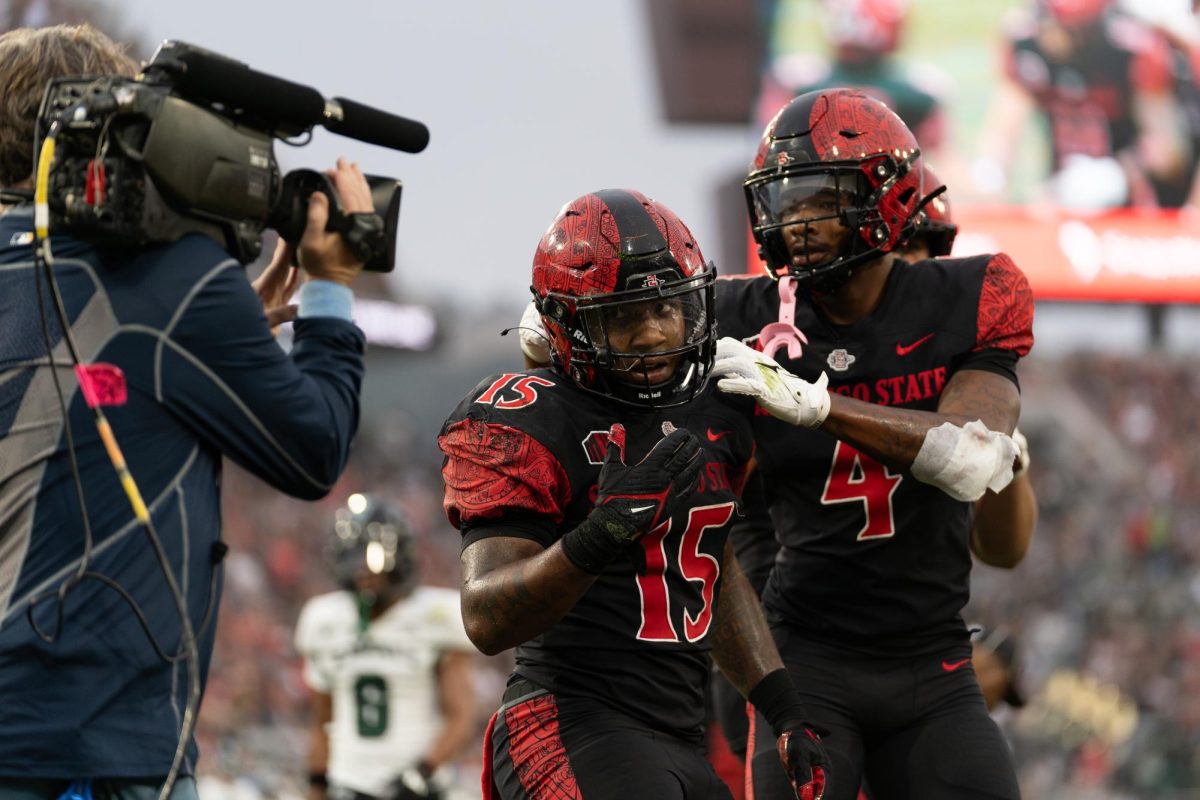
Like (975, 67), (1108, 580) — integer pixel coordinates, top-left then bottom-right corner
(297, 280), (353, 321)
(748, 668), (812, 737)
(307, 773), (328, 788)
(560, 506), (635, 574)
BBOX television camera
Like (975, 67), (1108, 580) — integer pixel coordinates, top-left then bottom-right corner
(33, 40), (427, 271)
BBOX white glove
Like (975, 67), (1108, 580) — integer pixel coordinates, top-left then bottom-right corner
(710, 337), (831, 427)
(1011, 426), (1030, 477)
(518, 299), (551, 365)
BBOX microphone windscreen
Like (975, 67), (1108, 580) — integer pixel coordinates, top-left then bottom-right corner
(325, 97), (430, 154)
(170, 48), (326, 135)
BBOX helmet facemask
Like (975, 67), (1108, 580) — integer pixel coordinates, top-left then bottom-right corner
(542, 262), (716, 409)
(747, 158), (919, 292)
(326, 494), (416, 621)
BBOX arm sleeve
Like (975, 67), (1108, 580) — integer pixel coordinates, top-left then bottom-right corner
(973, 253), (1034, 357)
(159, 262), (365, 500)
(439, 417), (571, 548)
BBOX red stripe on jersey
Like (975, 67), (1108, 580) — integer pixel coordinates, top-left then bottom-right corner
(482, 710), (500, 800)
(440, 418), (571, 528)
(974, 253), (1034, 356)
(504, 693), (583, 799)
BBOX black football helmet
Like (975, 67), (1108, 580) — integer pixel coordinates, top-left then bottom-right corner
(744, 88), (927, 292)
(531, 188), (716, 409)
(912, 164), (957, 257)
(326, 493), (416, 593)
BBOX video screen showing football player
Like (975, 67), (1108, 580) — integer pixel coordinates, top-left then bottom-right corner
(439, 189), (828, 800)
(710, 87), (1034, 800)
(973, 0), (1194, 208)
(295, 494), (478, 800)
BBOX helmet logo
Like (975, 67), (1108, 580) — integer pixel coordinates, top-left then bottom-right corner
(643, 274), (661, 288)
(776, 151), (793, 166)
(581, 429), (613, 465)
(827, 348), (857, 372)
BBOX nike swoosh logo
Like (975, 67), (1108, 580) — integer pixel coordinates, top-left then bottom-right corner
(629, 505), (657, 514)
(941, 658), (970, 673)
(896, 333), (935, 356)
(706, 428), (732, 442)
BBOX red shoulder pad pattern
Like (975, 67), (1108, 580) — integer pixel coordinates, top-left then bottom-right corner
(974, 253), (1034, 357)
(440, 418), (571, 529)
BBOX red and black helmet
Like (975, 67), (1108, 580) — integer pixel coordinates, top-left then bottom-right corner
(744, 88), (925, 291)
(913, 164), (957, 257)
(531, 189), (716, 408)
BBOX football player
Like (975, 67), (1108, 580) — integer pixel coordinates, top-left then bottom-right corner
(973, 0), (1192, 207)
(296, 494), (478, 800)
(710, 88), (1033, 799)
(705, 164), (1035, 782)
(440, 189), (829, 800)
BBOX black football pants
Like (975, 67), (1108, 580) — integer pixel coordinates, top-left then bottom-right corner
(488, 678), (734, 799)
(747, 628), (1020, 800)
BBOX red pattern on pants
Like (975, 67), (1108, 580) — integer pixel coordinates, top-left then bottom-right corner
(504, 692), (583, 799)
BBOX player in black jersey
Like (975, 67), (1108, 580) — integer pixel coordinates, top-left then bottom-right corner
(439, 189), (829, 800)
(708, 89), (1033, 800)
(708, 165), (1039, 776)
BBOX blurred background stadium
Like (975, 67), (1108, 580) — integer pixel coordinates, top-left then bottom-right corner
(5, 0), (1199, 796)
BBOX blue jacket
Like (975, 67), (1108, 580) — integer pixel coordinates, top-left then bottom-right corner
(0, 207), (365, 778)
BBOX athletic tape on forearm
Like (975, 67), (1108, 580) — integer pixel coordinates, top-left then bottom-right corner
(910, 420), (1019, 502)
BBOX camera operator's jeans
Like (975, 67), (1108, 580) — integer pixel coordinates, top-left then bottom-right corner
(0, 778), (197, 800)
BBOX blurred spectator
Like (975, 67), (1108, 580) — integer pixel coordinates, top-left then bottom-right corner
(973, 0), (1195, 208)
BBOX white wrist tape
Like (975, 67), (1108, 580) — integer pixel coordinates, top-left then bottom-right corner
(910, 420), (1019, 502)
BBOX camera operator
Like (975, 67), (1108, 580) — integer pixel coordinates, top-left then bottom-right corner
(0, 24), (373, 800)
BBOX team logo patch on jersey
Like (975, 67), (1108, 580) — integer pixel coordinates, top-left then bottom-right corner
(581, 430), (613, 465)
(827, 348), (856, 372)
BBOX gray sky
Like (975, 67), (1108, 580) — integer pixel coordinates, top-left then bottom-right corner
(111, 0), (753, 310)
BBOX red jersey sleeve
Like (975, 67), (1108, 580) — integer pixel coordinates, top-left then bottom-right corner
(1131, 31), (1174, 94)
(974, 253), (1034, 356)
(439, 417), (572, 529)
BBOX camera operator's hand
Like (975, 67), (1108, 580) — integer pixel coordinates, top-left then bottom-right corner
(253, 239), (301, 332)
(298, 157), (373, 286)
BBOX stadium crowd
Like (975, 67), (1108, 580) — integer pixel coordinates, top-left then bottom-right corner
(188, 350), (1199, 799)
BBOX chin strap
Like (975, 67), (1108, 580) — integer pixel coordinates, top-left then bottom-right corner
(759, 277), (808, 360)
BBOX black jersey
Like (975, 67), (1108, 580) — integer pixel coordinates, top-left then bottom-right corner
(439, 370), (754, 740)
(715, 254), (1034, 655)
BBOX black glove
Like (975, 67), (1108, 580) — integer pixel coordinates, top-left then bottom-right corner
(778, 725), (830, 800)
(387, 764), (440, 800)
(561, 424), (702, 573)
